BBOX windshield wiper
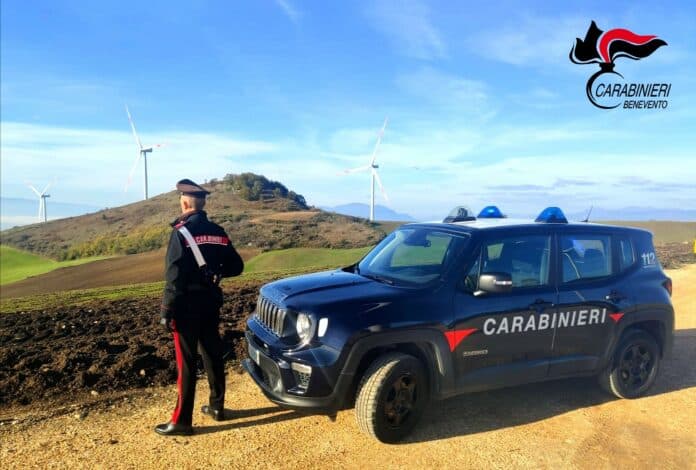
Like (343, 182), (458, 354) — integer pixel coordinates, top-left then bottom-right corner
(362, 273), (395, 285)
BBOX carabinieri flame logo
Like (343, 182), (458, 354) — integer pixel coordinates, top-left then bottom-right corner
(570, 21), (667, 109)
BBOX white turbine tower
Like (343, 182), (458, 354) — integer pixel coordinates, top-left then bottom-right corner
(341, 118), (389, 221)
(124, 105), (164, 200)
(27, 180), (54, 223)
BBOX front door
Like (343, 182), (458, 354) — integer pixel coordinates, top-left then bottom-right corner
(452, 232), (557, 392)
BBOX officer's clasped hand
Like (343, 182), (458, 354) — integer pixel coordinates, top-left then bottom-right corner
(160, 317), (176, 332)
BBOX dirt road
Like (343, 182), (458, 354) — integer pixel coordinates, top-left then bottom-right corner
(1, 265), (695, 469)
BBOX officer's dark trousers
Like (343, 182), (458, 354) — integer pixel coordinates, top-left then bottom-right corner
(170, 309), (225, 426)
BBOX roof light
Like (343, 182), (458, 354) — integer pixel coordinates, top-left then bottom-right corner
(478, 206), (505, 218)
(443, 206), (476, 223)
(535, 206), (568, 224)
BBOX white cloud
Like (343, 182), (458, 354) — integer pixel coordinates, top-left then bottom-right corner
(0, 122), (277, 206)
(365, 0), (446, 60)
(274, 0), (301, 24)
(396, 67), (488, 111)
(468, 15), (591, 67)
(2, 120), (693, 224)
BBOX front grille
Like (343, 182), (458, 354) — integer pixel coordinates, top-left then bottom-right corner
(256, 295), (287, 337)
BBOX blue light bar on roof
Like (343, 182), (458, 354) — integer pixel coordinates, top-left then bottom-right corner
(477, 206), (505, 218)
(535, 206), (568, 224)
(443, 206), (476, 223)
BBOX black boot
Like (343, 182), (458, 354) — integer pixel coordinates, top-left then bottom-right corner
(201, 405), (228, 421)
(154, 422), (193, 436)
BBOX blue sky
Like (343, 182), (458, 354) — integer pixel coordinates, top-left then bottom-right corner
(1, 0), (695, 225)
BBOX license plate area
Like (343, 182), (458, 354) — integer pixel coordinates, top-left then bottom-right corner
(248, 341), (262, 367)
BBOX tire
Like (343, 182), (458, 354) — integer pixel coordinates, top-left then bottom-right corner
(598, 330), (660, 399)
(355, 352), (429, 443)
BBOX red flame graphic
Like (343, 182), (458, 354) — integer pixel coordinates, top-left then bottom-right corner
(599, 28), (658, 63)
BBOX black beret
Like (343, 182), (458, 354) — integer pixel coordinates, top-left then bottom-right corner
(176, 178), (210, 197)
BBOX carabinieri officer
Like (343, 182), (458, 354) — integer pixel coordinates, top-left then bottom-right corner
(155, 179), (244, 436)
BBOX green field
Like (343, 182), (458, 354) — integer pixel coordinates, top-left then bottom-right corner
(0, 265), (328, 314)
(245, 247), (372, 273)
(0, 245), (109, 285)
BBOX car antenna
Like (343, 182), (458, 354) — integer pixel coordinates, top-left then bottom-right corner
(582, 205), (593, 223)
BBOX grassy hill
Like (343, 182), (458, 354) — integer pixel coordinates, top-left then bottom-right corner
(0, 245), (109, 285)
(244, 247), (371, 273)
(0, 173), (389, 260)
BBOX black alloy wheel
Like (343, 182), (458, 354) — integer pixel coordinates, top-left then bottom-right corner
(618, 344), (655, 391)
(383, 373), (418, 428)
(598, 329), (660, 399)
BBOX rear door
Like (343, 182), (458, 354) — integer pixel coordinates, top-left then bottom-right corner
(452, 230), (557, 392)
(550, 230), (632, 375)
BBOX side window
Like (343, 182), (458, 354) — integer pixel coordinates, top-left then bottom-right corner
(561, 234), (612, 282)
(618, 237), (636, 272)
(463, 252), (481, 293)
(480, 235), (551, 288)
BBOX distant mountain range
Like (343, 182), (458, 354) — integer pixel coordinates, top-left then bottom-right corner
(322, 203), (416, 222)
(0, 197), (104, 230)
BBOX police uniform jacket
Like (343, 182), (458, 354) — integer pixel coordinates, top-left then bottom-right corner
(161, 210), (243, 319)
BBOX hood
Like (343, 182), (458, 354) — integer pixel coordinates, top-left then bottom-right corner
(261, 270), (400, 311)
(264, 270), (369, 300)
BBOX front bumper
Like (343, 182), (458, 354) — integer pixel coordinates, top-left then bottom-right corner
(243, 329), (352, 413)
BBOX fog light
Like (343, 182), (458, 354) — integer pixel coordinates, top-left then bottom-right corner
(291, 362), (312, 374)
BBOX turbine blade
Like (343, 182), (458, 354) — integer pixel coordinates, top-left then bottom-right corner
(42, 177), (56, 195)
(372, 168), (389, 204)
(340, 165), (371, 175)
(125, 105), (144, 149)
(125, 151), (143, 192)
(370, 117), (389, 166)
(26, 182), (41, 197)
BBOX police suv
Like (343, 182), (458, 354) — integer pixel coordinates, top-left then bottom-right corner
(243, 206), (674, 442)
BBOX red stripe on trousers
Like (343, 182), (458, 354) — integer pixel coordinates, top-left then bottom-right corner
(171, 331), (184, 424)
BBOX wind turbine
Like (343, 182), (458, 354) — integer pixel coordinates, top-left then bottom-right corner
(341, 118), (389, 221)
(27, 180), (54, 223)
(124, 105), (164, 200)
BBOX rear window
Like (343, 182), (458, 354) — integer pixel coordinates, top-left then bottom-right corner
(618, 236), (636, 272)
(561, 234), (612, 282)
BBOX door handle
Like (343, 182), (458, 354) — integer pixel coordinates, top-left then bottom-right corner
(529, 299), (554, 313)
(605, 291), (626, 303)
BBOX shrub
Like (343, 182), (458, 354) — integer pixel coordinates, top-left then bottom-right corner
(222, 173), (308, 208)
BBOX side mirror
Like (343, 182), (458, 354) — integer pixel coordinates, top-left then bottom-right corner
(474, 272), (512, 296)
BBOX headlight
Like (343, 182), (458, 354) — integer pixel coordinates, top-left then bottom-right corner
(295, 313), (314, 344)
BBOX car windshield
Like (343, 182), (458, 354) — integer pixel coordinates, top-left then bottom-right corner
(357, 227), (470, 286)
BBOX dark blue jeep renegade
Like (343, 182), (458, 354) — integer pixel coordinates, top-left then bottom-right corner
(243, 206), (674, 442)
